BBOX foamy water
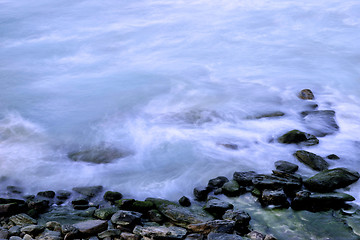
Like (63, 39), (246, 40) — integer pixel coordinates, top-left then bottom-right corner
(1, 0), (360, 203)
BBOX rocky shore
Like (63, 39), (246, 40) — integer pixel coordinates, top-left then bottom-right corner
(1, 89), (360, 240)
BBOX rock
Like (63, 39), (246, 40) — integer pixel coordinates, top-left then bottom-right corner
(204, 198), (233, 218)
(0, 228), (9, 239)
(68, 147), (126, 164)
(264, 235), (277, 240)
(207, 232), (243, 240)
(45, 221), (62, 232)
(23, 234), (34, 240)
(253, 111), (285, 119)
(27, 199), (50, 214)
(133, 225), (187, 239)
(233, 171), (257, 186)
(188, 220), (235, 235)
(7, 186), (23, 194)
(179, 196), (191, 207)
(293, 150), (329, 171)
(115, 199), (135, 210)
(120, 232), (140, 240)
(219, 143), (239, 150)
(298, 89), (315, 100)
(98, 229), (121, 239)
(73, 204), (90, 210)
(208, 176), (229, 190)
(277, 129), (319, 146)
(20, 225), (45, 236)
(148, 209), (164, 223)
(301, 110), (339, 137)
(252, 174), (301, 192)
(0, 202), (25, 216)
(61, 224), (79, 236)
(111, 210), (142, 230)
(261, 189), (289, 208)
(274, 161), (299, 173)
(9, 236), (23, 240)
(247, 231), (265, 240)
(94, 207), (118, 220)
(103, 191), (123, 203)
(37, 230), (62, 240)
(222, 210), (251, 234)
(304, 168), (360, 192)
(222, 180), (244, 197)
(194, 187), (210, 201)
(146, 198), (213, 228)
(327, 154), (340, 160)
(72, 186), (103, 198)
(132, 200), (155, 213)
(72, 220), (108, 236)
(56, 190), (71, 200)
(72, 198), (89, 205)
(37, 191), (55, 199)
(185, 233), (204, 240)
(9, 225), (21, 236)
(9, 213), (37, 226)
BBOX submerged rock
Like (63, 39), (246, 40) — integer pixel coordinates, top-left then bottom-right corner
(274, 161), (299, 174)
(298, 89), (315, 100)
(68, 146), (127, 164)
(261, 189), (289, 208)
(293, 150), (329, 171)
(278, 130), (319, 146)
(37, 191), (55, 199)
(222, 210), (251, 234)
(327, 154), (340, 160)
(301, 110), (339, 137)
(253, 111), (285, 119)
(73, 186), (103, 198)
(304, 168), (360, 192)
(179, 196), (191, 207)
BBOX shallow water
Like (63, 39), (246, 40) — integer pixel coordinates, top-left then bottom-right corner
(1, 0), (360, 206)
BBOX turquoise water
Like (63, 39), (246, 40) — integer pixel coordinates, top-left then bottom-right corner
(0, 0), (360, 204)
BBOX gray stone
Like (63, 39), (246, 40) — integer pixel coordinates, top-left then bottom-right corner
(120, 232), (140, 240)
(37, 230), (62, 240)
(222, 210), (251, 234)
(185, 233), (205, 240)
(94, 207), (118, 220)
(274, 161), (299, 173)
(247, 231), (265, 240)
(20, 225), (45, 236)
(208, 176), (229, 190)
(72, 186), (103, 198)
(188, 220), (235, 235)
(294, 150), (329, 171)
(222, 180), (244, 197)
(68, 147), (126, 164)
(111, 210), (142, 228)
(9, 226), (21, 236)
(207, 232), (243, 240)
(327, 154), (340, 160)
(9, 213), (37, 226)
(72, 220), (108, 236)
(233, 171), (257, 186)
(0, 228), (9, 239)
(148, 209), (164, 223)
(23, 234), (34, 240)
(56, 190), (71, 200)
(298, 89), (315, 100)
(45, 221), (62, 232)
(301, 110), (339, 137)
(9, 236), (22, 240)
(98, 229), (121, 239)
(261, 189), (289, 207)
(204, 198), (233, 218)
(278, 130), (319, 146)
(133, 225), (187, 239)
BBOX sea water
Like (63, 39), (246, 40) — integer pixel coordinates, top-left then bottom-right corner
(1, 0), (360, 204)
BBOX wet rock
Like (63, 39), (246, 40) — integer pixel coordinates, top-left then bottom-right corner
(194, 187), (210, 201)
(261, 189), (289, 208)
(301, 110), (339, 137)
(207, 232), (243, 240)
(327, 154), (340, 160)
(0, 228), (9, 239)
(37, 191), (55, 199)
(264, 234), (277, 240)
(103, 191), (123, 203)
(0, 201), (26, 216)
(253, 111), (285, 119)
(298, 89), (315, 100)
(188, 220), (235, 235)
(72, 186), (103, 198)
(9, 213), (37, 226)
(20, 225), (45, 236)
(271, 170), (302, 183)
(146, 198), (213, 227)
(7, 186), (23, 194)
(132, 200), (155, 213)
(133, 225), (187, 239)
(247, 231), (265, 240)
(222, 210), (251, 235)
(219, 143), (239, 150)
(274, 160), (299, 173)
(61, 224), (79, 236)
(94, 207), (118, 220)
(120, 232), (140, 240)
(98, 229), (121, 239)
(293, 150), (329, 171)
(222, 180), (244, 197)
(304, 168), (360, 192)
(208, 176), (229, 190)
(115, 199), (135, 210)
(9, 236), (23, 240)
(185, 233), (204, 240)
(56, 190), (71, 200)
(45, 221), (62, 232)
(277, 129), (319, 146)
(204, 198), (233, 218)
(27, 199), (50, 214)
(233, 171), (257, 186)
(252, 174), (301, 192)
(111, 210), (142, 230)
(23, 234), (34, 240)
(37, 229), (62, 240)
(179, 196), (191, 207)
(72, 220), (108, 236)
(68, 147), (126, 164)
(148, 209), (164, 223)
(72, 198), (89, 206)
(9, 225), (21, 236)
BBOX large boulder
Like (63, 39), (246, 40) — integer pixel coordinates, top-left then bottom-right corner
(133, 225), (187, 239)
(293, 150), (329, 171)
(278, 130), (319, 146)
(301, 110), (339, 137)
(304, 168), (360, 192)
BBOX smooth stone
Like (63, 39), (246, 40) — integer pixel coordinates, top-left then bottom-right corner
(252, 174), (301, 192)
(208, 176), (229, 190)
(9, 214), (37, 227)
(103, 191), (123, 202)
(133, 225), (187, 239)
(298, 89), (315, 100)
(37, 191), (55, 199)
(94, 207), (118, 220)
(68, 147), (125, 164)
(327, 154), (340, 160)
(20, 225), (45, 236)
(278, 130), (319, 146)
(8, 226), (21, 236)
(98, 229), (121, 239)
(45, 221), (62, 232)
(27, 199), (50, 213)
(72, 220), (108, 236)
(179, 196), (191, 207)
(0, 228), (9, 239)
(274, 161), (299, 173)
(222, 180), (244, 197)
(301, 110), (339, 137)
(72, 186), (103, 198)
(56, 191), (71, 200)
(293, 150), (329, 171)
(110, 210), (142, 228)
(71, 198), (89, 206)
(120, 232), (140, 240)
(233, 171), (257, 186)
(148, 209), (164, 223)
(253, 111), (285, 119)
(194, 187), (210, 201)
(185, 233), (205, 240)
(204, 198), (233, 218)
(247, 231), (265, 240)
(37, 230), (62, 240)
(207, 232), (243, 240)
(23, 234), (34, 240)
(304, 168), (360, 192)
(219, 143), (239, 150)
(9, 237), (22, 240)
(188, 220), (235, 235)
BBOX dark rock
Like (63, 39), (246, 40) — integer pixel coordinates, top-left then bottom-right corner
(98, 229), (121, 239)
(72, 220), (108, 236)
(132, 200), (155, 213)
(0, 228), (9, 239)
(9, 225), (21, 236)
(219, 144), (239, 150)
(261, 189), (289, 208)
(304, 168), (360, 192)
(111, 210), (142, 230)
(253, 111), (285, 119)
(179, 196), (191, 207)
(194, 187), (210, 201)
(301, 110), (339, 137)
(7, 186), (23, 194)
(61, 224), (79, 236)
(247, 230), (265, 240)
(148, 209), (164, 223)
(222, 210), (251, 235)
(188, 220), (235, 235)
(0, 202), (26, 216)
(9, 213), (37, 226)
(72, 186), (103, 198)
(204, 198), (233, 218)
(37, 191), (55, 199)
(298, 89), (315, 100)
(120, 232), (140, 240)
(207, 232), (243, 240)
(72, 198), (89, 206)
(45, 221), (62, 232)
(37, 229), (62, 240)
(21, 225), (45, 236)
(27, 199), (50, 214)
(233, 171), (257, 186)
(68, 147), (126, 164)
(9, 236), (23, 240)
(252, 174), (302, 192)
(264, 234), (277, 240)
(293, 150), (329, 171)
(208, 176), (229, 190)
(73, 204), (90, 210)
(271, 170), (302, 182)
(274, 161), (299, 173)
(56, 191), (71, 200)
(327, 154), (340, 160)
(115, 199), (135, 210)
(133, 225), (187, 239)
(185, 233), (204, 240)
(222, 180), (244, 197)
(94, 207), (118, 220)
(277, 130), (319, 146)
(103, 191), (123, 203)
(146, 198), (213, 227)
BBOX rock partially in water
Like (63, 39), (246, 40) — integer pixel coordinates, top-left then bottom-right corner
(222, 180), (245, 197)
(20, 225), (45, 236)
(37, 191), (55, 199)
(68, 146), (127, 164)
(222, 210), (251, 235)
(103, 191), (123, 203)
(133, 225), (187, 239)
(98, 229), (121, 239)
(252, 174), (302, 193)
(73, 186), (103, 198)
(219, 143), (239, 150)
(298, 89), (315, 100)
(301, 110), (339, 137)
(72, 220), (108, 236)
(179, 196), (191, 207)
(277, 129), (319, 146)
(94, 207), (118, 220)
(7, 186), (23, 194)
(194, 187), (210, 201)
(253, 111), (285, 119)
(208, 176), (229, 190)
(207, 232), (243, 240)
(188, 220), (235, 235)
(110, 210), (142, 230)
(37, 229), (62, 240)
(293, 150), (329, 171)
(327, 154), (340, 160)
(304, 168), (360, 192)
(274, 161), (299, 174)
(204, 198), (233, 218)
(261, 189), (289, 208)
(233, 171), (257, 187)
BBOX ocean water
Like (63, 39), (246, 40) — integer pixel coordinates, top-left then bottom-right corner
(1, 0), (360, 204)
